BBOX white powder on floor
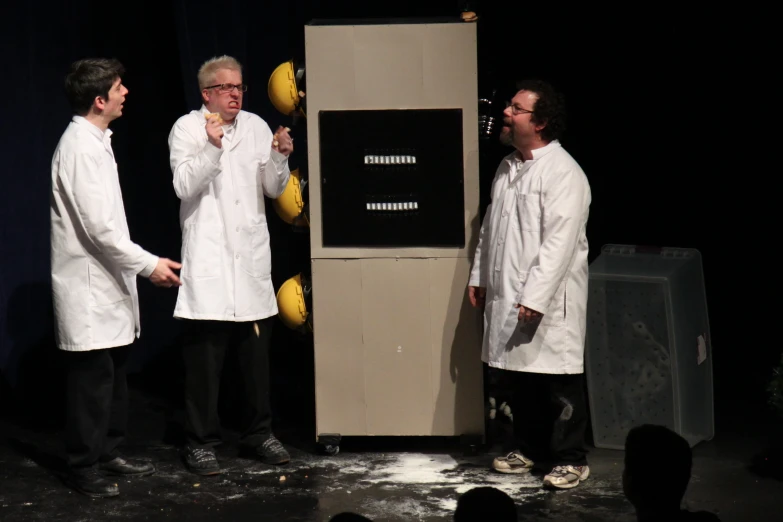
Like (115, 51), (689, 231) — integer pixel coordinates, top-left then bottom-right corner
(241, 467), (278, 475)
(360, 497), (435, 520)
(339, 464), (373, 474)
(309, 452), (548, 517)
(361, 454), (462, 486)
(434, 497), (458, 513)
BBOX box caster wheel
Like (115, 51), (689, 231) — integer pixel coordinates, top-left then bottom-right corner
(317, 433), (341, 455)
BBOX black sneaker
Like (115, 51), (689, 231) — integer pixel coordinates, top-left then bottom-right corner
(66, 465), (120, 498)
(257, 435), (290, 465)
(183, 447), (221, 476)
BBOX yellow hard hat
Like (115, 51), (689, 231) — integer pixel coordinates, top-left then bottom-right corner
(268, 60), (305, 117)
(272, 168), (308, 227)
(276, 273), (310, 330)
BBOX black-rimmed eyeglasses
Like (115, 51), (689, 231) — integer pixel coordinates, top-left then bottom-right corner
(204, 83), (248, 93)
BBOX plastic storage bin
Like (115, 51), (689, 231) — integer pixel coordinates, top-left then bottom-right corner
(585, 244), (714, 449)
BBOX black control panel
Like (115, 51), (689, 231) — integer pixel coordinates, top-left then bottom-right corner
(318, 109), (465, 248)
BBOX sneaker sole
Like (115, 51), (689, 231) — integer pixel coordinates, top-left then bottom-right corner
(492, 466), (532, 474)
(544, 478), (580, 489)
(543, 471), (589, 489)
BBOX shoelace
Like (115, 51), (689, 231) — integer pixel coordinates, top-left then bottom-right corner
(191, 448), (215, 463)
(550, 465), (582, 476)
(262, 437), (284, 452)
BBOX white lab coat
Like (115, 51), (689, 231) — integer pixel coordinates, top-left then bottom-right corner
(167, 106), (289, 321)
(50, 116), (158, 351)
(469, 141), (591, 374)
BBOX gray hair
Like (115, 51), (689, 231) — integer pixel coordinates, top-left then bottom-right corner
(198, 55), (242, 89)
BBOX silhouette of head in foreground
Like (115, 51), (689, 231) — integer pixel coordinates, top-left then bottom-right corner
(623, 424), (720, 521)
(454, 486), (517, 521)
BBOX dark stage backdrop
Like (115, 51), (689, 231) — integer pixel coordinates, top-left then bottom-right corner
(0, 1), (765, 433)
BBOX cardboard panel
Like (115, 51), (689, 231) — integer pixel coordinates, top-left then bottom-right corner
(312, 259), (366, 435)
(422, 24), (478, 108)
(428, 257), (485, 436)
(305, 22), (478, 260)
(353, 25), (425, 108)
(304, 25), (356, 259)
(361, 259), (433, 435)
(304, 26), (357, 110)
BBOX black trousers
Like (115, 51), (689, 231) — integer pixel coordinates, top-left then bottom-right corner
(65, 344), (131, 469)
(182, 318), (273, 449)
(510, 370), (589, 466)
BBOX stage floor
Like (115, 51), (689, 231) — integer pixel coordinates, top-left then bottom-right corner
(0, 385), (780, 521)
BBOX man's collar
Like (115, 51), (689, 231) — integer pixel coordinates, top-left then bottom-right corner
(512, 139), (561, 163)
(72, 115), (111, 141)
(531, 139), (560, 159)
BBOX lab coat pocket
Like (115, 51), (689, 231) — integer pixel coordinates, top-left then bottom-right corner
(240, 224), (271, 278)
(183, 224), (220, 278)
(515, 192), (541, 232)
(88, 260), (128, 306)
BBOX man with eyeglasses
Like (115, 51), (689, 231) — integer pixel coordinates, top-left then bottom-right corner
(167, 55), (292, 475)
(468, 79), (592, 489)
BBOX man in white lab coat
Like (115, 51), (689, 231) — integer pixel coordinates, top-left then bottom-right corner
(51, 58), (183, 497)
(468, 79), (592, 489)
(167, 55), (292, 475)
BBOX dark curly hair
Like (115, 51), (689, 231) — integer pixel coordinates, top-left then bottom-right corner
(515, 79), (567, 142)
(64, 58), (125, 116)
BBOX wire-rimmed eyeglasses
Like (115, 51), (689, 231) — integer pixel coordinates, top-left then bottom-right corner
(505, 101), (534, 115)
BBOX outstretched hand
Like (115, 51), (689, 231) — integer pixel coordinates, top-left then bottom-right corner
(150, 258), (182, 288)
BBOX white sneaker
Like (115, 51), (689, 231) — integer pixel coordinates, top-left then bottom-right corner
(543, 465), (590, 489)
(492, 451), (534, 474)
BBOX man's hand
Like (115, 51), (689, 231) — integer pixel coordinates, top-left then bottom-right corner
(272, 126), (293, 156)
(515, 304), (542, 322)
(205, 115), (224, 149)
(468, 286), (486, 308)
(150, 258), (182, 288)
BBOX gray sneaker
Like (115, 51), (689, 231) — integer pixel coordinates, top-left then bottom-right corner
(543, 465), (590, 489)
(492, 450), (534, 474)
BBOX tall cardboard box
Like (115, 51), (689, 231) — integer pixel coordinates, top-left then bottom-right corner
(304, 19), (485, 444)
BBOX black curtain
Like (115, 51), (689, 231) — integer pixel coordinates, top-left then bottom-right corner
(1, 0), (188, 420)
(0, 0), (770, 433)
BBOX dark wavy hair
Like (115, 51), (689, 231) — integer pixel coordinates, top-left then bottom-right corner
(64, 58), (125, 115)
(515, 79), (567, 142)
